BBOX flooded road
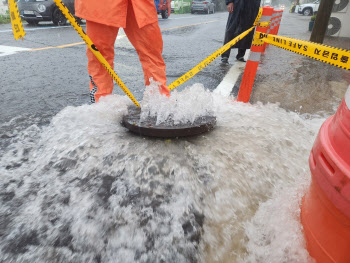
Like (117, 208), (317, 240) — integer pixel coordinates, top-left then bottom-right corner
(1, 85), (323, 262)
(1, 10), (349, 263)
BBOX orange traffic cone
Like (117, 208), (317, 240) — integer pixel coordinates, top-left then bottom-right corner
(301, 86), (350, 263)
(237, 6), (273, 103)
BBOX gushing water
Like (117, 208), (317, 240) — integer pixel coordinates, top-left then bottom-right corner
(140, 81), (214, 125)
(0, 84), (323, 262)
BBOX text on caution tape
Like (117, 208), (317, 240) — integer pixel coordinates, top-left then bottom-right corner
(258, 32), (350, 70)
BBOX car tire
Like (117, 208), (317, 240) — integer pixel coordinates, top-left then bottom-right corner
(302, 7), (312, 16)
(75, 17), (84, 25)
(52, 8), (67, 26)
(27, 20), (39, 26)
(161, 10), (168, 19)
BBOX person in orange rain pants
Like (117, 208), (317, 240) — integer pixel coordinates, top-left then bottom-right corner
(75, 0), (170, 103)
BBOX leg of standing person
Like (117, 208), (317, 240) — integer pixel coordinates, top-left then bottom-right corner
(86, 21), (119, 103)
(221, 0), (242, 65)
(221, 12), (235, 63)
(236, 48), (246, 61)
(124, 1), (169, 95)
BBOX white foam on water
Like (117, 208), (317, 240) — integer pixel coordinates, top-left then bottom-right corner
(240, 180), (315, 263)
(0, 85), (325, 263)
(140, 81), (214, 125)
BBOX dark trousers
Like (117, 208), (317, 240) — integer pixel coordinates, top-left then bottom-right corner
(222, 48), (246, 60)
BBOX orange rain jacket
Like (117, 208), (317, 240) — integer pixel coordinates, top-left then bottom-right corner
(75, 0), (169, 101)
(75, 0), (158, 28)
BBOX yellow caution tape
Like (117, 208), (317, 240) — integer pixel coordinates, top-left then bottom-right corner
(258, 32), (350, 70)
(254, 9), (270, 28)
(52, 0), (140, 107)
(8, 0), (25, 40)
(252, 30), (265, 46)
(168, 26), (255, 91)
(253, 8), (263, 26)
(256, 21), (270, 28)
(168, 10), (263, 91)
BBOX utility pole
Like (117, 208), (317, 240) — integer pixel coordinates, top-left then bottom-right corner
(310, 0), (335, 43)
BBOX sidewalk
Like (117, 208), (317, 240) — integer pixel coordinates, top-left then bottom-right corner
(245, 11), (350, 116)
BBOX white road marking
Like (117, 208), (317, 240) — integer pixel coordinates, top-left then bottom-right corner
(214, 50), (250, 97)
(0, 45), (31, 57)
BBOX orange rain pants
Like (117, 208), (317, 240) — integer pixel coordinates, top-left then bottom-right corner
(76, 0), (167, 102)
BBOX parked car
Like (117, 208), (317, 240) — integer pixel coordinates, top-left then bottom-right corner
(191, 0), (215, 14)
(154, 0), (170, 19)
(17, 0), (77, 26)
(298, 0), (319, 16)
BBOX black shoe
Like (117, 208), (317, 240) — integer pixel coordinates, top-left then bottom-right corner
(236, 57), (246, 62)
(221, 57), (229, 65)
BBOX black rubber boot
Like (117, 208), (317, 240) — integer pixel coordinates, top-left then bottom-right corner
(236, 49), (246, 62)
(221, 56), (229, 65)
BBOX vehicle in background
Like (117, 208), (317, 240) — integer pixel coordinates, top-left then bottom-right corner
(298, 0), (320, 15)
(191, 0), (215, 14)
(171, 0), (174, 12)
(155, 0), (171, 19)
(17, 0), (78, 26)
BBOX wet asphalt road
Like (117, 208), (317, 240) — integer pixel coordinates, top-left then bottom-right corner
(1, 9), (349, 263)
(0, 12), (231, 125)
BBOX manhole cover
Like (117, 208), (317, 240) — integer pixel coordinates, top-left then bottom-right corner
(122, 106), (216, 138)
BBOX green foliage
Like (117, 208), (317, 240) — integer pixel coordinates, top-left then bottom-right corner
(0, 10), (11, 24)
(311, 14), (316, 21)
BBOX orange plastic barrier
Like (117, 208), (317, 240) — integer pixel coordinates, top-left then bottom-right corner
(265, 9), (283, 48)
(237, 6), (273, 103)
(265, 8), (277, 49)
(301, 87), (350, 263)
(273, 10), (283, 35)
(261, 6), (274, 52)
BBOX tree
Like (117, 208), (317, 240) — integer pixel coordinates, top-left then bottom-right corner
(310, 0), (335, 43)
